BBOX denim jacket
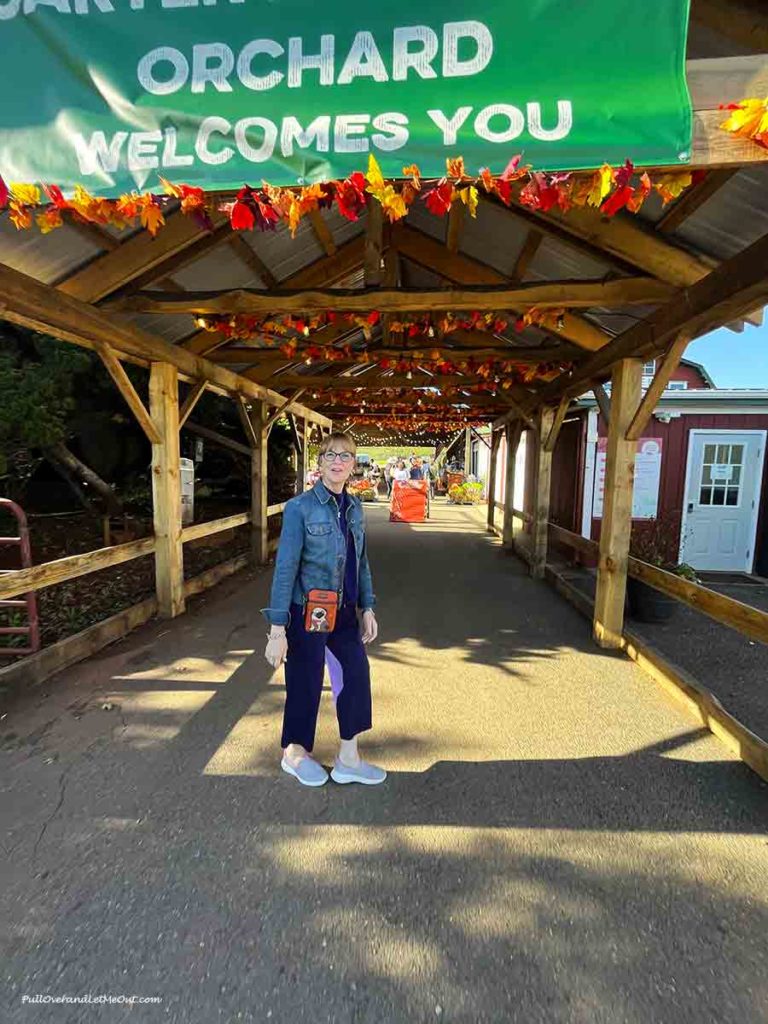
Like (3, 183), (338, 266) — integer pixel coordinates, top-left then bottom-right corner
(261, 480), (376, 626)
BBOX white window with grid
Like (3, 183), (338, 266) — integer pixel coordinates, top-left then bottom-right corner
(698, 442), (744, 508)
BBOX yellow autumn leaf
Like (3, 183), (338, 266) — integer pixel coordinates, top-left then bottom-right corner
(36, 208), (63, 234)
(9, 200), (32, 230)
(366, 153), (385, 190)
(10, 182), (40, 207)
(586, 164), (615, 207)
(459, 185), (479, 217)
(375, 184), (407, 223)
(653, 171), (692, 205)
(720, 97), (768, 139)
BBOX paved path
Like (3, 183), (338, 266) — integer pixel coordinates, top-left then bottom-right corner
(1, 499), (767, 1024)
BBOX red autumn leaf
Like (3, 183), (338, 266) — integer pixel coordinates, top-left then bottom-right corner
(231, 200), (255, 231)
(335, 175), (366, 221)
(42, 184), (68, 209)
(423, 180), (453, 216)
(495, 178), (513, 205)
(0, 175), (8, 209)
(501, 155), (523, 180)
(615, 159), (635, 190)
(601, 184), (634, 217)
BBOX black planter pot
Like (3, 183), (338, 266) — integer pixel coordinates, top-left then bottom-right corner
(626, 577), (678, 623)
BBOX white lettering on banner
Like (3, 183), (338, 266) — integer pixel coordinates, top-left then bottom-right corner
(280, 116), (331, 157)
(0, 0), (243, 15)
(527, 100), (573, 141)
(72, 130), (128, 174)
(392, 26), (438, 80)
(162, 127), (194, 166)
(287, 35), (335, 89)
(337, 31), (389, 85)
(237, 39), (284, 91)
(372, 112), (409, 151)
(191, 42), (235, 93)
(195, 116), (233, 164)
(474, 104), (526, 144)
(137, 46), (189, 94)
(426, 106), (472, 146)
(442, 21), (493, 77)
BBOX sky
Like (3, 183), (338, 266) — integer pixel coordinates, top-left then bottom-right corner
(686, 320), (768, 389)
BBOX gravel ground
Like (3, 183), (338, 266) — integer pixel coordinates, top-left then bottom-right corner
(1, 500), (767, 1024)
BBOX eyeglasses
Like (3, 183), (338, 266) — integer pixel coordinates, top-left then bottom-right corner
(322, 450), (354, 464)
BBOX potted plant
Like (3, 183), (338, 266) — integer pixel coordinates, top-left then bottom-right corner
(626, 514), (698, 623)
(448, 481), (484, 505)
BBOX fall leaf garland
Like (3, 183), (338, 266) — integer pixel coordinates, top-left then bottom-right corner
(720, 97), (768, 150)
(0, 154), (693, 239)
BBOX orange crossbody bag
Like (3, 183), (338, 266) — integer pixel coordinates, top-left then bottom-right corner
(304, 589), (339, 632)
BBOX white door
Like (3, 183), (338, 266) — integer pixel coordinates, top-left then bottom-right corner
(680, 431), (766, 572)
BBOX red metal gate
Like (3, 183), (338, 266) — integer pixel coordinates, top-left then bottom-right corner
(0, 498), (40, 657)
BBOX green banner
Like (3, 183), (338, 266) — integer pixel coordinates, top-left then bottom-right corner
(0, 0), (691, 196)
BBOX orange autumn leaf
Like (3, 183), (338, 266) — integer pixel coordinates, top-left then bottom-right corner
(653, 171), (692, 205)
(446, 156), (466, 180)
(138, 198), (165, 236)
(402, 164), (421, 190)
(720, 97), (768, 145)
(626, 171), (652, 213)
(479, 167), (495, 193)
(36, 207), (63, 234)
(9, 200), (32, 230)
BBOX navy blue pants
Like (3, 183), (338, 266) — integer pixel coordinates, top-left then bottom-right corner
(281, 602), (372, 752)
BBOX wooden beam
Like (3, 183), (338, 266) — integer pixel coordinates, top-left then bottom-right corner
(471, 426), (491, 450)
(249, 401), (268, 565)
(365, 202), (384, 287)
(544, 396), (570, 453)
(178, 380), (207, 428)
(0, 262), (331, 427)
(502, 421), (523, 548)
(218, 342), (572, 367)
(181, 512), (251, 544)
(149, 362), (185, 618)
(395, 225), (612, 352)
(531, 407), (555, 577)
(264, 388), (308, 430)
(625, 333), (691, 441)
(593, 359), (642, 649)
(656, 170), (737, 234)
(287, 412), (303, 456)
(96, 343), (161, 445)
(537, 229), (768, 406)
(308, 209), (337, 257)
(57, 210), (229, 303)
(510, 230), (545, 282)
(110, 277), (674, 316)
(237, 395), (260, 449)
(593, 383), (612, 426)
(228, 235), (278, 288)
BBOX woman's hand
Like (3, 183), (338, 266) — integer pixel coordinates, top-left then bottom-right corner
(361, 609), (378, 644)
(265, 628), (288, 668)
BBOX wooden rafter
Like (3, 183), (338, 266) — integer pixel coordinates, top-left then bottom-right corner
(108, 277), (675, 316)
(509, 230), (544, 282)
(544, 396), (570, 453)
(207, 342), (574, 365)
(228, 235), (278, 288)
(394, 225), (611, 352)
(237, 395), (261, 449)
(656, 170), (736, 234)
(308, 209), (337, 257)
(691, 0), (768, 52)
(593, 383), (612, 425)
(178, 380), (208, 428)
(364, 203), (384, 286)
(264, 388), (308, 430)
(446, 202), (465, 254)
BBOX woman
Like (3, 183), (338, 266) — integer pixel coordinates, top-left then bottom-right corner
(263, 431), (386, 788)
(392, 460), (409, 482)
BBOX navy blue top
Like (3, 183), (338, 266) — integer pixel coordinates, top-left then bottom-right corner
(332, 489), (358, 607)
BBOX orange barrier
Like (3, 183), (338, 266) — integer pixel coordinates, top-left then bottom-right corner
(390, 480), (428, 523)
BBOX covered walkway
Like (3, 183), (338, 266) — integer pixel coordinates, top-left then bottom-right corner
(2, 501), (766, 1023)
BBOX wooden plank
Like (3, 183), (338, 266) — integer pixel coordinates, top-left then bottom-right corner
(218, 344), (571, 368)
(544, 396), (570, 453)
(593, 358), (642, 649)
(687, 54), (768, 111)
(502, 421), (523, 548)
(96, 343), (161, 444)
(116, 277), (676, 316)
(183, 552), (251, 599)
(364, 202), (384, 286)
(178, 380), (207, 428)
(548, 521), (600, 559)
(267, 501), (287, 517)
(228, 235), (278, 288)
(510, 230), (544, 282)
(0, 262), (332, 427)
(626, 333), (691, 440)
(393, 225), (613, 353)
(180, 512), (251, 544)
(531, 407), (555, 578)
(250, 401), (269, 565)
(58, 210), (229, 303)
(627, 558), (768, 646)
(656, 170), (737, 234)
(308, 209), (337, 257)
(149, 362), (185, 618)
(0, 536), (155, 600)
(486, 430), (502, 532)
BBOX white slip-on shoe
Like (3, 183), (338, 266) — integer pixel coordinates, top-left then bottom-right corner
(281, 755), (329, 787)
(330, 757), (387, 785)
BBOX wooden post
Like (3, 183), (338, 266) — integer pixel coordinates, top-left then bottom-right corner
(531, 407), (555, 579)
(594, 358), (643, 648)
(149, 362), (185, 618)
(464, 427), (472, 476)
(487, 430), (501, 532)
(502, 421), (523, 549)
(301, 418), (311, 491)
(249, 400), (268, 566)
